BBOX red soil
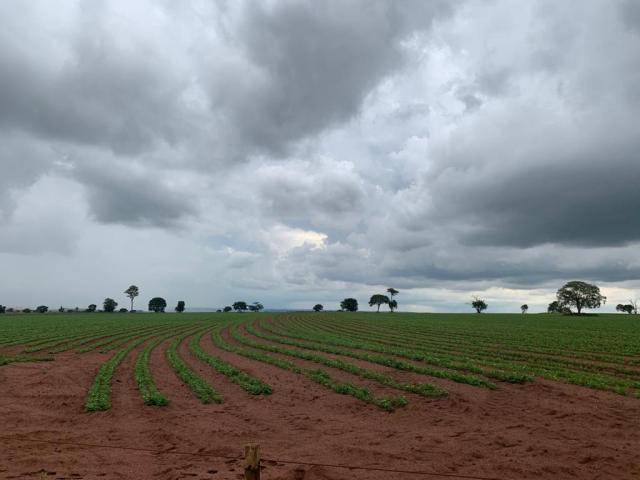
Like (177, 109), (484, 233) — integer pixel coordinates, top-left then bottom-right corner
(0, 332), (638, 480)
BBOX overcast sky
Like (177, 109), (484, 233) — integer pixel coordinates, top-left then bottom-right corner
(2, 0), (640, 313)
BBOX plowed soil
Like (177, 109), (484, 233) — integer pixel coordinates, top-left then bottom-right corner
(0, 333), (638, 480)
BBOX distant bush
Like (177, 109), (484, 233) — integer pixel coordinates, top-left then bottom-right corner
(232, 301), (248, 312)
(36, 305), (48, 313)
(616, 304), (634, 314)
(471, 297), (487, 314)
(87, 304), (97, 313)
(148, 297), (167, 313)
(223, 306), (232, 312)
(340, 298), (358, 312)
(22, 308), (32, 313)
(175, 300), (185, 313)
(119, 308), (128, 313)
(0, 305), (6, 314)
(103, 298), (118, 313)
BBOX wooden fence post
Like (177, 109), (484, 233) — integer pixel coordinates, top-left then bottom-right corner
(244, 443), (260, 480)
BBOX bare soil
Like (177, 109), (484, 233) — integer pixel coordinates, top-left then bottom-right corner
(0, 335), (638, 480)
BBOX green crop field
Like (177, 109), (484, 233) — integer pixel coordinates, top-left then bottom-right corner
(1, 312), (639, 413)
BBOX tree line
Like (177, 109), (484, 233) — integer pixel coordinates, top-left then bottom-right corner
(1, 280), (637, 316)
(310, 288), (401, 313)
(0, 285), (186, 314)
(217, 301), (264, 313)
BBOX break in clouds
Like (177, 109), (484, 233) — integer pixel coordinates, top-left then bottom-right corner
(1, 0), (640, 311)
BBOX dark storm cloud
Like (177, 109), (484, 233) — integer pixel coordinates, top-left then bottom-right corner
(620, 0), (640, 31)
(74, 162), (196, 228)
(424, 146), (640, 248)
(206, 0), (456, 157)
(0, 4), (188, 156)
(253, 160), (366, 236)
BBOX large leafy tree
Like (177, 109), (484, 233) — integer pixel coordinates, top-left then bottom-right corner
(313, 304), (323, 312)
(103, 298), (118, 313)
(124, 285), (140, 311)
(369, 294), (390, 313)
(148, 297), (167, 313)
(223, 306), (232, 312)
(233, 301), (248, 312)
(340, 298), (358, 312)
(87, 304), (97, 313)
(175, 300), (186, 313)
(386, 288), (399, 312)
(0, 305), (6, 314)
(556, 281), (606, 315)
(471, 296), (488, 313)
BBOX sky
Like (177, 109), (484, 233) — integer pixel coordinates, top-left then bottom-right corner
(1, 0), (640, 313)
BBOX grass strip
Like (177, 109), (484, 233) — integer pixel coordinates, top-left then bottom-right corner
(281, 316), (636, 394)
(278, 316), (532, 384)
(188, 330), (272, 395)
(212, 324), (407, 411)
(85, 338), (147, 412)
(165, 331), (222, 404)
(0, 354), (53, 366)
(135, 337), (174, 406)
(236, 323), (447, 397)
(254, 319), (497, 388)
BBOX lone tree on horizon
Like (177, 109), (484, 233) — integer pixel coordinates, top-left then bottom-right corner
(148, 297), (167, 313)
(471, 296), (488, 313)
(521, 304), (529, 314)
(124, 285), (139, 311)
(556, 281), (606, 315)
(369, 294), (390, 312)
(386, 288), (399, 312)
(175, 300), (186, 312)
(340, 298), (358, 312)
(313, 304), (323, 312)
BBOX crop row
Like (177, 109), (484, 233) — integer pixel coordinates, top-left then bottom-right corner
(304, 315), (640, 370)
(270, 314), (640, 396)
(211, 322), (409, 411)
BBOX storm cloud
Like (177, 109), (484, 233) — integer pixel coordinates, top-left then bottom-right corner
(1, 0), (639, 311)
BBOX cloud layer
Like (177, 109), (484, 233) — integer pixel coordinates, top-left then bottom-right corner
(1, 0), (639, 311)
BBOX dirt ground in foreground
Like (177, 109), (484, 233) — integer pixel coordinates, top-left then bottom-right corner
(0, 336), (638, 480)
